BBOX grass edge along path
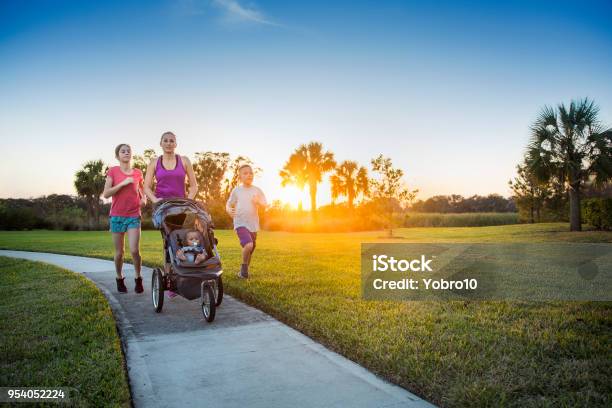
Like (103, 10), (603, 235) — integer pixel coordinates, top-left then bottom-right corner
(0, 257), (131, 407)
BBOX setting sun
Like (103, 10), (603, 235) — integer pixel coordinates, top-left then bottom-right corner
(278, 185), (309, 210)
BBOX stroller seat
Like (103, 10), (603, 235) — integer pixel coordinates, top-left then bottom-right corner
(168, 228), (208, 268)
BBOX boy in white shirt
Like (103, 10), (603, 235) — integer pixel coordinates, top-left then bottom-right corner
(226, 165), (267, 279)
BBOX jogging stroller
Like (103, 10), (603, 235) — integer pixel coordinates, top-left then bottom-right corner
(151, 198), (223, 322)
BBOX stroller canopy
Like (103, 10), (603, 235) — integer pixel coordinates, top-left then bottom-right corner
(152, 198), (213, 230)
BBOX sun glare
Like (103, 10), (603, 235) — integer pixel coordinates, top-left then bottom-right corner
(278, 186), (309, 210)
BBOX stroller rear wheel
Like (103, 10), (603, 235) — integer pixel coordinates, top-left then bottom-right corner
(201, 283), (216, 323)
(214, 276), (223, 307)
(152, 268), (164, 313)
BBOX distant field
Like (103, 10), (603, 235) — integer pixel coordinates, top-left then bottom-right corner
(0, 257), (130, 406)
(404, 212), (519, 227)
(262, 211), (520, 232)
(0, 223), (610, 407)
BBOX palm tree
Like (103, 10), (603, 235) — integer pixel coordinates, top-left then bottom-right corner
(280, 142), (336, 213)
(279, 151), (307, 210)
(525, 98), (612, 231)
(74, 160), (107, 229)
(330, 161), (369, 209)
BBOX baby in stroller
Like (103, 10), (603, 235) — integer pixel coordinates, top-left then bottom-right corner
(176, 230), (206, 264)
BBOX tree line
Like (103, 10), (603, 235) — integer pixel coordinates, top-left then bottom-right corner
(2, 140), (527, 232)
(0, 195), (108, 230)
(410, 194), (516, 213)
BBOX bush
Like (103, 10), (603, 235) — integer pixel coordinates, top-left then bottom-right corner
(140, 216), (155, 230)
(202, 200), (233, 229)
(541, 194), (569, 222)
(582, 198), (612, 230)
(47, 207), (89, 230)
(0, 204), (47, 230)
(0, 196), (97, 231)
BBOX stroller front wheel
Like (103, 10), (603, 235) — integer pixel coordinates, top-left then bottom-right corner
(152, 268), (164, 313)
(201, 283), (216, 323)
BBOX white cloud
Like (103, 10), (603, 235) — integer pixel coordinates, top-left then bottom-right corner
(211, 0), (281, 27)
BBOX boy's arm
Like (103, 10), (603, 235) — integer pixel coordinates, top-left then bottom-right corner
(226, 189), (237, 216)
(255, 188), (268, 208)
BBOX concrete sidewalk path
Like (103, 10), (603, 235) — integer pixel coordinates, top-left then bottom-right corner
(1, 250), (435, 408)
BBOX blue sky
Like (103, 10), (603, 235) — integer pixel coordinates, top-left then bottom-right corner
(1, 0), (611, 206)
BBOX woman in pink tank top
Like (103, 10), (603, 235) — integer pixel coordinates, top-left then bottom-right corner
(144, 131), (198, 297)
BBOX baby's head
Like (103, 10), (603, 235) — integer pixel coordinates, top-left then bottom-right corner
(185, 231), (200, 246)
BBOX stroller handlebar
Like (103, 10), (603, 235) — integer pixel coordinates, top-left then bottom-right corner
(152, 198), (213, 229)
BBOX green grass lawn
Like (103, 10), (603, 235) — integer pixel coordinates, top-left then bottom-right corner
(1, 223), (611, 407)
(0, 257), (130, 407)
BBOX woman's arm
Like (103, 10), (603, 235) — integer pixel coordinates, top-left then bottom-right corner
(183, 156), (198, 200)
(103, 175), (131, 199)
(143, 158), (159, 203)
